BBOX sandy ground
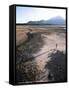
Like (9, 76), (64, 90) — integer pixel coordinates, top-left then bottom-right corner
(16, 25), (66, 82)
(33, 32), (66, 80)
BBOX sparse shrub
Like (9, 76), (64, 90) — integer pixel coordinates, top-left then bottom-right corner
(16, 61), (42, 82)
(46, 50), (66, 82)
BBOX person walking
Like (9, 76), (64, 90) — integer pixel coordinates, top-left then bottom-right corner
(56, 43), (58, 50)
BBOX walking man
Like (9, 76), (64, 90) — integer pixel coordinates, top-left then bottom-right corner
(56, 43), (58, 50)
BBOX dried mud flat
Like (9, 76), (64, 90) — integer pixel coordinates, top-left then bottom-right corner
(16, 25), (66, 83)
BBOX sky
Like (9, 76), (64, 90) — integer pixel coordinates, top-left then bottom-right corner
(16, 6), (66, 24)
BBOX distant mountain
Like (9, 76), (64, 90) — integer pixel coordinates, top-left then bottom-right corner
(26, 16), (65, 25)
(46, 16), (65, 25)
(27, 20), (47, 25)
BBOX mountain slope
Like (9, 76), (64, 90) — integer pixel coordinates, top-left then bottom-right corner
(27, 16), (65, 25)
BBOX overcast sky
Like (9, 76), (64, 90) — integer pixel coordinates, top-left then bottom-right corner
(16, 6), (66, 23)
